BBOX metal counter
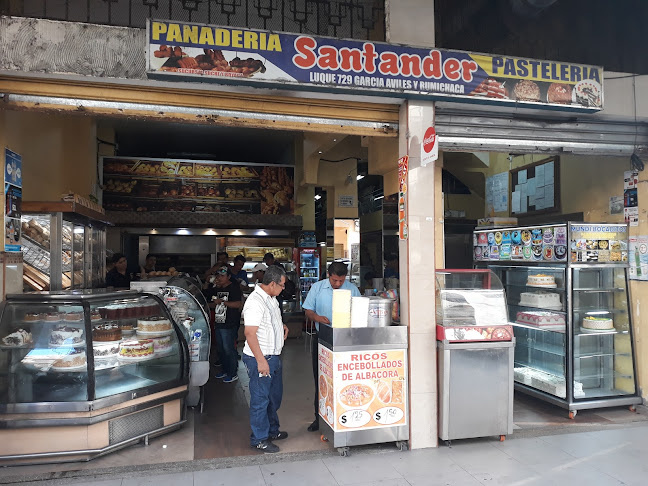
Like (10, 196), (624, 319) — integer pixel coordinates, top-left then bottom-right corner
(318, 325), (409, 456)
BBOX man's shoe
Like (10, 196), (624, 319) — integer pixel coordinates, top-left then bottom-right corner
(307, 419), (319, 432)
(252, 440), (279, 453)
(223, 375), (239, 383)
(269, 431), (288, 440)
(214, 372), (227, 379)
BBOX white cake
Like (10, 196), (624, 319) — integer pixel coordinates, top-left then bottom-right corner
(151, 335), (173, 354)
(582, 316), (614, 330)
(2, 329), (33, 346)
(519, 291), (562, 309)
(527, 274), (556, 287)
(49, 325), (84, 346)
(137, 317), (172, 333)
(516, 311), (566, 329)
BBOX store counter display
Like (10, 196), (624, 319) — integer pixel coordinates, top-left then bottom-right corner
(0, 290), (189, 465)
(435, 270), (514, 442)
(474, 222), (640, 418)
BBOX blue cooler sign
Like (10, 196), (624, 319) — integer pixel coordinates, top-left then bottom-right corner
(147, 20), (603, 111)
(4, 148), (22, 252)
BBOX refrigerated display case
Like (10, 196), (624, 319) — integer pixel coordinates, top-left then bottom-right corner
(435, 270), (514, 442)
(20, 202), (108, 291)
(162, 275), (211, 410)
(0, 290), (189, 465)
(297, 248), (322, 307)
(474, 222), (641, 417)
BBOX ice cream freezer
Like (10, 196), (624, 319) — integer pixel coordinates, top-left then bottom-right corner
(317, 324), (409, 456)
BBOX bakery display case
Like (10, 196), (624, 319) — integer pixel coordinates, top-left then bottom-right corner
(435, 270), (514, 442)
(0, 290), (189, 465)
(474, 222), (640, 417)
(21, 202), (109, 291)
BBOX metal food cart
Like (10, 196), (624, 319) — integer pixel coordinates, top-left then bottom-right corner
(318, 324), (409, 456)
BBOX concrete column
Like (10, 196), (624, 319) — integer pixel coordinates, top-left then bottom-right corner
(400, 100), (438, 449)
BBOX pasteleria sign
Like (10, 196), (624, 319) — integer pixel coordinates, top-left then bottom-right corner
(147, 20), (603, 111)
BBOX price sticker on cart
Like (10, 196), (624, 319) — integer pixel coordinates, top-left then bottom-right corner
(319, 346), (408, 432)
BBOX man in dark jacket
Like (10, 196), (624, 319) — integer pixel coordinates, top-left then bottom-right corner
(204, 266), (243, 382)
(106, 253), (131, 288)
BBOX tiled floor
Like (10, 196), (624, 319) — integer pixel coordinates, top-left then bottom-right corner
(11, 424), (648, 485)
(3, 333), (648, 484)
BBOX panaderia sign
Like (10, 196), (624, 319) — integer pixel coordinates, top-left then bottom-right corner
(147, 19), (603, 111)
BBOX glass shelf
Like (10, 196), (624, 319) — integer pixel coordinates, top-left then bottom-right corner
(573, 288), (625, 292)
(573, 308), (627, 314)
(575, 352), (631, 359)
(505, 283), (566, 291)
(512, 322), (565, 334)
(509, 303), (566, 313)
(516, 341), (564, 356)
(574, 330), (629, 337)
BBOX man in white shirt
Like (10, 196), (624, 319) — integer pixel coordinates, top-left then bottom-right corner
(242, 265), (289, 453)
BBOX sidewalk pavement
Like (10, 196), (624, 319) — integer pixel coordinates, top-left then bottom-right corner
(5, 421), (648, 486)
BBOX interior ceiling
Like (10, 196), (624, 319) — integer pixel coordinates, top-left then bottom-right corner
(108, 119), (298, 164)
(435, 0), (648, 74)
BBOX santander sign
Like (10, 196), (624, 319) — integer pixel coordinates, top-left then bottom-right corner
(421, 126), (438, 167)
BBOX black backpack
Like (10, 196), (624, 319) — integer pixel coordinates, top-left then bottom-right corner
(280, 278), (296, 300)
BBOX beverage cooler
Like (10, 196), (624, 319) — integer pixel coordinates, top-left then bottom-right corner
(436, 270), (515, 442)
(474, 222), (641, 418)
(296, 247), (322, 308)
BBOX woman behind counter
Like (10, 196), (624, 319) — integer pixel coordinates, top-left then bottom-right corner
(106, 253), (131, 289)
(139, 254), (157, 280)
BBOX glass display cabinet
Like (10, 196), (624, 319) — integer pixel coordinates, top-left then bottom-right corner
(474, 222), (640, 417)
(0, 290), (189, 465)
(21, 202), (108, 291)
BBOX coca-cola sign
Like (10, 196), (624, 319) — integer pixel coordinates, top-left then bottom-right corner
(421, 126), (438, 167)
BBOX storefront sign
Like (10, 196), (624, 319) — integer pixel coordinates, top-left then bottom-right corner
(421, 126), (438, 167)
(570, 223), (628, 263)
(398, 156), (408, 240)
(102, 157), (293, 215)
(4, 148), (22, 252)
(318, 344), (407, 432)
(147, 20), (603, 111)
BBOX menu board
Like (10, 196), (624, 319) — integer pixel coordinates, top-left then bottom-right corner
(474, 225), (569, 262)
(569, 223), (628, 263)
(318, 344), (407, 432)
(473, 223), (629, 264)
(102, 157), (294, 215)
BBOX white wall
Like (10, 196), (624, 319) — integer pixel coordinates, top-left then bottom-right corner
(385, 0), (435, 48)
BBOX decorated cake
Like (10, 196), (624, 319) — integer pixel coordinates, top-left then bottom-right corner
(582, 316), (614, 330)
(137, 317), (172, 333)
(44, 312), (62, 322)
(52, 348), (87, 369)
(527, 274), (556, 287)
(2, 329), (33, 346)
(119, 339), (154, 359)
(516, 311), (566, 329)
(92, 322), (122, 342)
(547, 83), (572, 104)
(93, 342), (120, 358)
(50, 325), (84, 346)
(519, 291), (562, 309)
(64, 312), (83, 322)
(151, 335), (172, 354)
(90, 310), (102, 322)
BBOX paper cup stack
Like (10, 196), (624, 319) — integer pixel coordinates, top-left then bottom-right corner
(351, 296), (370, 328)
(332, 289), (352, 328)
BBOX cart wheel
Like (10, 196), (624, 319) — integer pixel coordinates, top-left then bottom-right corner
(629, 405), (637, 413)
(396, 441), (409, 451)
(320, 434), (329, 442)
(568, 410), (577, 419)
(443, 440), (452, 447)
(499, 435), (506, 442)
(338, 447), (350, 457)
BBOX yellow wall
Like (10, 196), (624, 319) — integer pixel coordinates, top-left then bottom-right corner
(3, 111), (97, 202)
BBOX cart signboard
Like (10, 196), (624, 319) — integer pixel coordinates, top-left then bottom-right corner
(318, 344), (407, 431)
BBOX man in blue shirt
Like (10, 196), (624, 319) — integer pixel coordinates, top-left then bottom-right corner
(302, 261), (360, 432)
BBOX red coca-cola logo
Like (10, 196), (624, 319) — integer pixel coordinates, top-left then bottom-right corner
(423, 127), (436, 153)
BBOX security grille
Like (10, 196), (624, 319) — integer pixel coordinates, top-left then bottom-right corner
(1, 0), (385, 40)
(108, 405), (164, 444)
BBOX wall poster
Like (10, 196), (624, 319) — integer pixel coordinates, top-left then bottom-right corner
(102, 157), (294, 215)
(629, 236), (648, 281)
(485, 171), (509, 214)
(4, 148), (22, 252)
